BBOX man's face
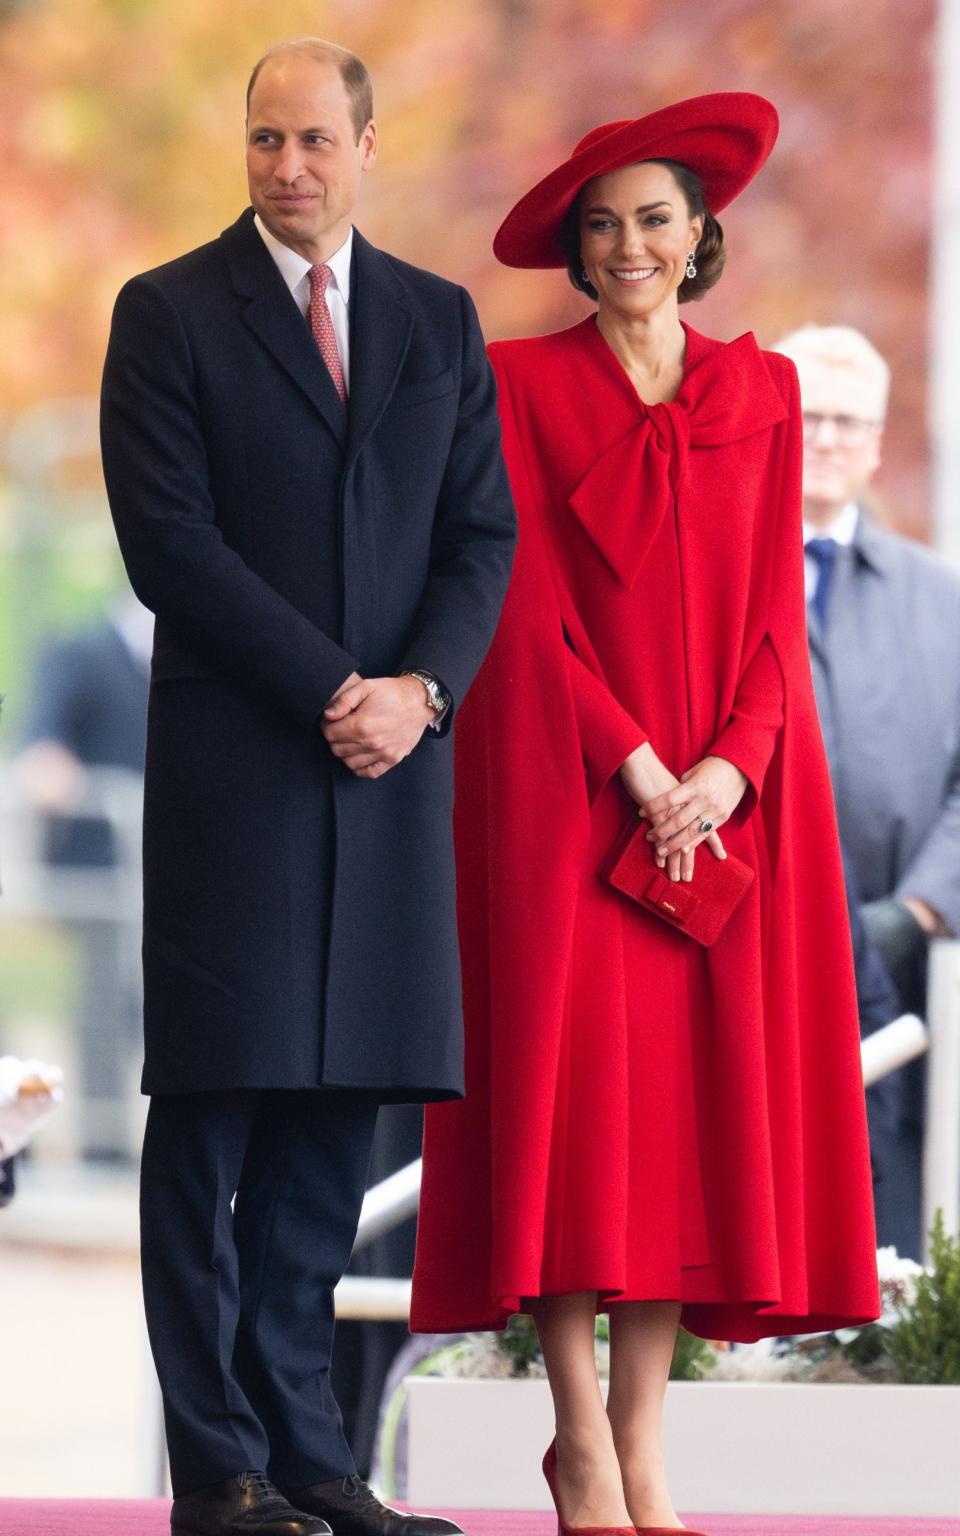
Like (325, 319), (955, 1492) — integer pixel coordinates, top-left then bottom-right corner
(796, 358), (884, 513)
(246, 57), (377, 262)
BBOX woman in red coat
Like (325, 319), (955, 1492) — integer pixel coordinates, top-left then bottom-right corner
(411, 94), (880, 1535)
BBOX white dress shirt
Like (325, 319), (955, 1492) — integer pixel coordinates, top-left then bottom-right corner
(802, 500), (859, 603)
(253, 214), (352, 393)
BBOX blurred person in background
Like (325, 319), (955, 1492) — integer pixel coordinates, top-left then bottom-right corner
(413, 95), (879, 1535)
(17, 588), (151, 1164)
(844, 855), (905, 1229)
(775, 324), (960, 1259)
(100, 34), (514, 1536)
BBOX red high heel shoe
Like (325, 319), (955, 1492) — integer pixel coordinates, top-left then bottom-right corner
(542, 1439), (636, 1536)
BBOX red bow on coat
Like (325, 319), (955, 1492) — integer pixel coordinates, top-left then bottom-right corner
(569, 330), (789, 589)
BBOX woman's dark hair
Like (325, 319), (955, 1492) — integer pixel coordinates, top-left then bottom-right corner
(562, 158), (725, 305)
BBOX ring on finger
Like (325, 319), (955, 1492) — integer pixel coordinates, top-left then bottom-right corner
(696, 815), (715, 834)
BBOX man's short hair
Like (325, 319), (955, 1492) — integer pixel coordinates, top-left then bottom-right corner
(246, 38), (373, 144)
(773, 324), (891, 422)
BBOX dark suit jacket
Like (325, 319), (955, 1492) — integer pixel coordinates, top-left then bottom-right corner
(808, 509), (960, 934)
(100, 209), (516, 1098)
(24, 621), (149, 867)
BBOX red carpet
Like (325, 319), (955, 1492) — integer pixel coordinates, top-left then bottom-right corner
(1, 1504), (959, 1536)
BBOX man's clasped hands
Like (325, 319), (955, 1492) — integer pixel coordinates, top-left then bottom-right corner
(321, 671), (435, 778)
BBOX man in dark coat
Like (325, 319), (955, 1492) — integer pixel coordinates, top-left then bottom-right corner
(99, 37), (515, 1536)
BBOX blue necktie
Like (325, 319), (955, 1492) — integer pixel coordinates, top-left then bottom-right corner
(806, 537), (838, 629)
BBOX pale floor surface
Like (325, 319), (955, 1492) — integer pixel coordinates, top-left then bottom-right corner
(0, 1243), (156, 1498)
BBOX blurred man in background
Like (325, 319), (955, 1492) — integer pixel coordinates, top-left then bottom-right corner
(775, 324), (960, 1258)
(17, 589), (150, 1163)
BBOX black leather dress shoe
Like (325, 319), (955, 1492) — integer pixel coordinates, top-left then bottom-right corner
(171, 1471), (333, 1535)
(284, 1474), (464, 1535)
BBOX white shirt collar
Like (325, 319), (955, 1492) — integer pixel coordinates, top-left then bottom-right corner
(803, 501), (859, 548)
(325, 227), (353, 302)
(253, 214), (353, 302)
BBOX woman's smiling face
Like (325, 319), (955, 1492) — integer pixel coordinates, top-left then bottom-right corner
(579, 160), (703, 318)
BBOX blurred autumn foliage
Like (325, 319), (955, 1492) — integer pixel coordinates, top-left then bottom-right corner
(0, 0), (934, 528)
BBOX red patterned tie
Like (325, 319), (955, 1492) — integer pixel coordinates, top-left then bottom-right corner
(308, 263), (347, 403)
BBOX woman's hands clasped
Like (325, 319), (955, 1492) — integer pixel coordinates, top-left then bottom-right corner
(620, 744), (748, 882)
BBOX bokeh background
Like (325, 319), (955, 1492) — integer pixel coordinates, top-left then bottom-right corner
(0, 0), (941, 1499)
(0, 0), (938, 727)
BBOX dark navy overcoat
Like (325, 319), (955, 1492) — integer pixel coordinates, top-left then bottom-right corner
(100, 209), (516, 1098)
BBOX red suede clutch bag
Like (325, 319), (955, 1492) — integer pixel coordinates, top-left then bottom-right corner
(603, 816), (754, 947)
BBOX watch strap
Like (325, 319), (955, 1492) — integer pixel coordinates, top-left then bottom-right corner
(401, 669), (450, 716)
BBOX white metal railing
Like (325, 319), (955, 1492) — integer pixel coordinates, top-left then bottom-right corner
(859, 1012), (928, 1087)
(353, 1156), (422, 1249)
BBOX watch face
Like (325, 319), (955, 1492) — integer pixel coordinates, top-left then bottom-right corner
(411, 671), (447, 712)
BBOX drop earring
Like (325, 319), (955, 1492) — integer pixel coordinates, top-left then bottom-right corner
(685, 248), (698, 280)
(580, 264), (590, 285)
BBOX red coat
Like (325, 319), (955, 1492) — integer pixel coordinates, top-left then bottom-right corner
(411, 317), (880, 1342)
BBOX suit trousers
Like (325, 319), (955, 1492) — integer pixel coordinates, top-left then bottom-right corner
(140, 1088), (379, 1496)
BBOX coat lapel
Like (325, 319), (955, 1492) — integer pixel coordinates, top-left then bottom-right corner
(219, 209), (347, 448)
(345, 230), (414, 469)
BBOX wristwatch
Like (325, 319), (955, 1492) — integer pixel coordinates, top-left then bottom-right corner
(402, 669), (451, 722)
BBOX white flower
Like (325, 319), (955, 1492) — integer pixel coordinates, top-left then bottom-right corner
(876, 1246), (924, 1285)
(875, 1245), (925, 1319)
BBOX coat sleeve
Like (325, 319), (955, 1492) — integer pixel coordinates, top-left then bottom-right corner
(100, 276), (361, 728)
(395, 287), (518, 734)
(565, 645), (649, 801)
(490, 344), (647, 802)
(708, 633), (785, 810)
(894, 755), (960, 935)
(707, 355), (803, 826)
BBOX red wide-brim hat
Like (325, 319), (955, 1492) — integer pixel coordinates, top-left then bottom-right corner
(493, 91), (779, 269)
